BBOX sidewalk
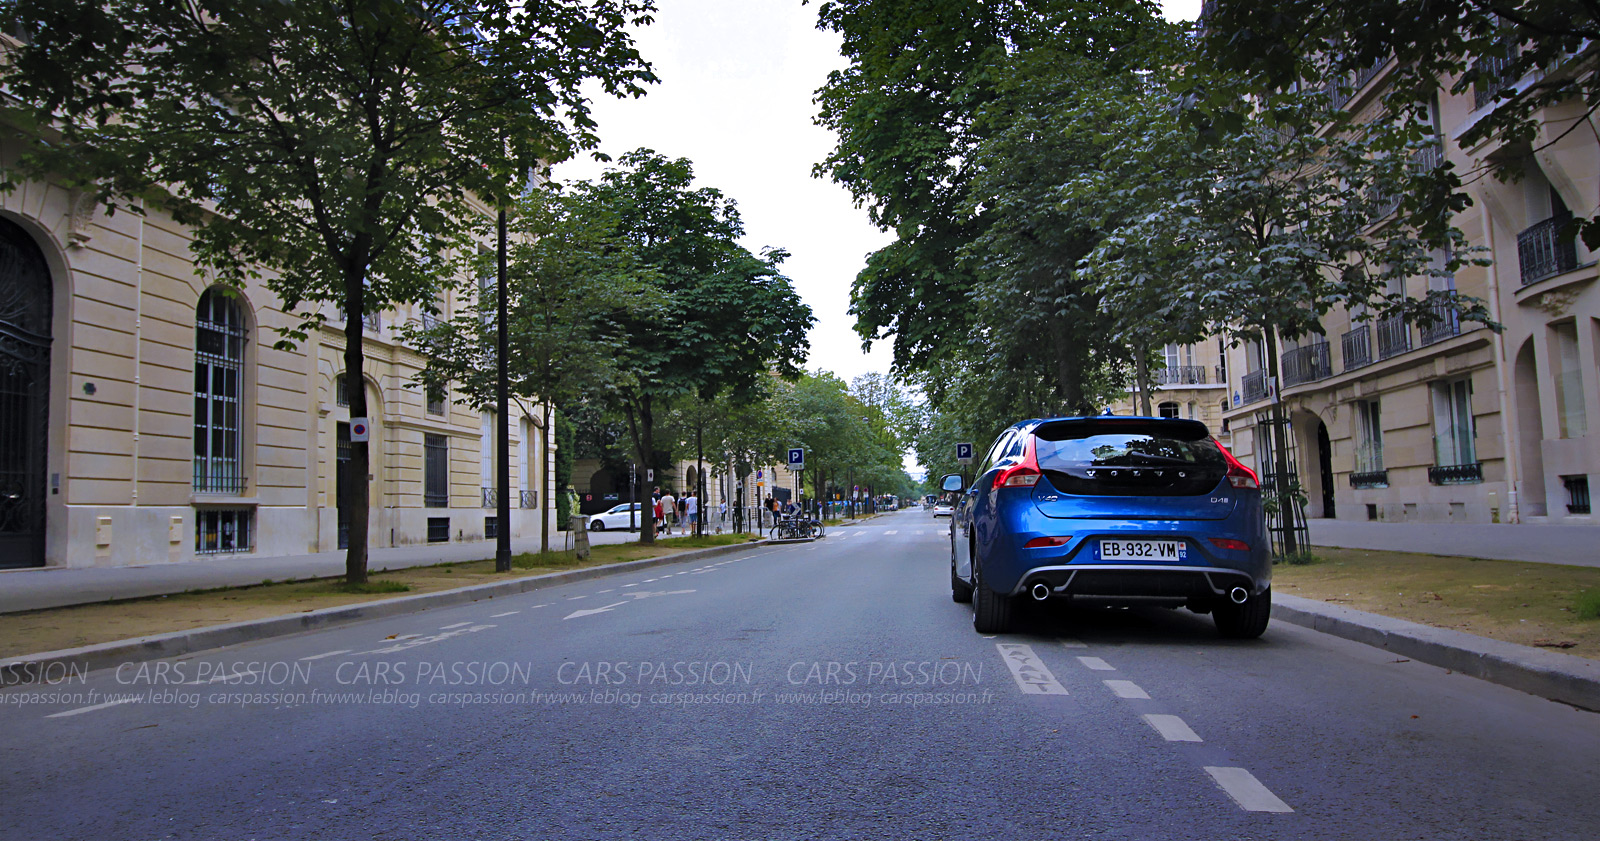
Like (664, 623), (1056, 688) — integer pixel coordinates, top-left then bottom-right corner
(1307, 519), (1600, 568)
(0, 528), (731, 615)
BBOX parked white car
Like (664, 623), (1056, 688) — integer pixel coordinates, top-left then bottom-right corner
(587, 503), (643, 531)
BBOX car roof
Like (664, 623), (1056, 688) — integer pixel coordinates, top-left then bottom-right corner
(1016, 415), (1212, 437)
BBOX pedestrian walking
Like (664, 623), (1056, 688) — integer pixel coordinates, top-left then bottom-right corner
(660, 489), (677, 535)
(683, 492), (699, 536)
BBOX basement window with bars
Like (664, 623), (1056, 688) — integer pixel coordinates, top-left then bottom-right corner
(195, 508), (253, 554)
(1564, 475), (1591, 515)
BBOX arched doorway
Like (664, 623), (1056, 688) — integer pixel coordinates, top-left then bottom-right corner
(0, 218), (52, 568)
(1316, 421), (1335, 519)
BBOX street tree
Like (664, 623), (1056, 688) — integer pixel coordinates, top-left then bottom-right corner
(573, 150), (813, 544)
(0, 0), (655, 582)
(1087, 81), (1491, 554)
(403, 188), (660, 553)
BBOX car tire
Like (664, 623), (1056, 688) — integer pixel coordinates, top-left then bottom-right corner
(971, 560), (1015, 634)
(1214, 587), (1271, 639)
(951, 561), (973, 604)
(589, 520), (605, 532)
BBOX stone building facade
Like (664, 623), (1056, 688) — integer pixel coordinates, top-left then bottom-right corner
(0, 162), (555, 570)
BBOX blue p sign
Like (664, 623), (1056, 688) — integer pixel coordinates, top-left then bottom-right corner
(787, 447), (805, 469)
(956, 442), (973, 464)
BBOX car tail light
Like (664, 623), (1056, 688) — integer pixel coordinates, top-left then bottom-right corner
(993, 436), (1042, 489)
(1208, 537), (1250, 552)
(1214, 439), (1259, 489)
(1024, 536), (1071, 549)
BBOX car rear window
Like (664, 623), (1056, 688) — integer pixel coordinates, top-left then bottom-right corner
(1033, 420), (1222, 468)
(1031, 419), (1225, 496)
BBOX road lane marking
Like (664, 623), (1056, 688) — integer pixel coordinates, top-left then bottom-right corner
(597, 589), (614, 594)
(1077, 656), (1115, 671)
(1143, 714), (1202, 742)
(47, 698), (140, 718)
(885, 530), (898, 535)
(995, 643), (1068, 695)
(298, 649), (351, 661)
(564, 601), (629, 620)
(915, 530), (925, 535)
(1058, 639), (1087, 649)
(490, 611), (519, 618)
(362, 624), (494, 653)
(621, 583), (640, 587)
(853, 530), (867, 536)
(440, 622), (473, 629)
(1104, 680), (1150, 699)
(1204, 767), (1293, 813)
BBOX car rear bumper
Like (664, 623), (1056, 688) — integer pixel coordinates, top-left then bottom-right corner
(1007, 564), (1264, 603)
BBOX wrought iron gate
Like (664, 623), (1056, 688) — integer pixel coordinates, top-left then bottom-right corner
(0, 219), (51, 568)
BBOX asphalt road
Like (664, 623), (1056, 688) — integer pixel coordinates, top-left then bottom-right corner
(3, 509), (1598, 840)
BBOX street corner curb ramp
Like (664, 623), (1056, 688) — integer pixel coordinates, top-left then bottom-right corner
(1273, 593), (1600, 713)
(0, 540), (769, 685)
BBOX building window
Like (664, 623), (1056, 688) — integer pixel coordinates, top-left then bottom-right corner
(1352, 400), (1387, 488)
(1430, 378), (1480, 483)
(425, 433), (449, 508)
(194, 288), (247, 494)
(1554, 322), (1586, 438)
(484, 516), (498, 539)
(195, 508), (253, 554)
(1158, 401), (1180, 419)
(426, 384), (446, 417)
(427, 516), (450, 543)
(1563, 475), (1592, 515)
(336, 374), (349, 407)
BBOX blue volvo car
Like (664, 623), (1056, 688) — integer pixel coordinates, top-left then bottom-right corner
(945, 416), (1272, 638)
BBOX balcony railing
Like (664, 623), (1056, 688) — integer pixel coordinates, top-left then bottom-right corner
(1376, 315), (1411, 359)
(420, 311), (443, 330)
(1419, 300), (1461, 346)
(520, 490), (537, 509)
(1518, 213), (1578, 286)
(1280, 341), (1332, 387)
(1341, 325), (1373, 372)
(1241, 370), (1268, 404)
(1349, 469), (1389, 489)
(1428, 462), (1483, 485)
(480, 487), (497, 509)
(194, 460), (248, 495)
(1154, 365), (1208, 386)
(1473, 43), (1521, 109)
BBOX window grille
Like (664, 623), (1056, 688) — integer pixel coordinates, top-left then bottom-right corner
(194, 289), (247, 494)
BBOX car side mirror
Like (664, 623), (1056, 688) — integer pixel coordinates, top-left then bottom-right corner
(940, 474), (965, 493)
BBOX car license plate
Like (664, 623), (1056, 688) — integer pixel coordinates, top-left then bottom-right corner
(1096, 539), (1187, 561)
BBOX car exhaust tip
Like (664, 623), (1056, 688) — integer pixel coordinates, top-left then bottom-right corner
(1030, 583), (1052, 601)
(1229, 587), (1249, 604)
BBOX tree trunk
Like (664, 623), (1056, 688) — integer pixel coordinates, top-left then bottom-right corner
(343, 280), (370, 585)
(695, 423), (704, 538)
(541, 402), (553, 554)
(1050, 315), (1086, 413)
(1264, 324), (1300, 557)
(623, 394), (657, 545)
(1135, 339), (1152, 417)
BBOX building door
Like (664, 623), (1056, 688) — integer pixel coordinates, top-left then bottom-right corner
(1317, 421), (1335, 519)
(337, 422), (351, 549)
(0, 219), (51, 569)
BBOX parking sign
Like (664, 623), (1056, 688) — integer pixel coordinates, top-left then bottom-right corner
(787, 447), (805, 470)
(956, 442), (973, 464)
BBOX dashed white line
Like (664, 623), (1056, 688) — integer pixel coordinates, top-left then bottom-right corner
(915, 530), (926, 535)
(1059, 639), (1088, 649)
(622, 583), (640, 587)
(597, 589), (614, 594)
(995, 643), (1069, 695)
(885, 530), (899, 535)
(298, 649), (351, 661)
(1204, 767), (1293, 813)
(1104, 680), (1150, 699)
(440, 622), (473, 629)
(1143, 714), (1202, 742)
(1077, 656), (1115, 671)
(47, 698), (140, 718)
(490, 611), (520, 618)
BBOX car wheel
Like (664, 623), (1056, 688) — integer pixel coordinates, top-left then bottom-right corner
(950, 551), (973, 604)
(971, 559), (1014, 634)
(589, 520), (605, 532)
(1214, 587), (1271, 639)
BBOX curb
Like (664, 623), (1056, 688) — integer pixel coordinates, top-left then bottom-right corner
(1273, 593), (1600, 712)
(0, 541), (769, 685)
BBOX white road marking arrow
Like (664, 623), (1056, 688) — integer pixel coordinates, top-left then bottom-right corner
(564, 601), (629, 620)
